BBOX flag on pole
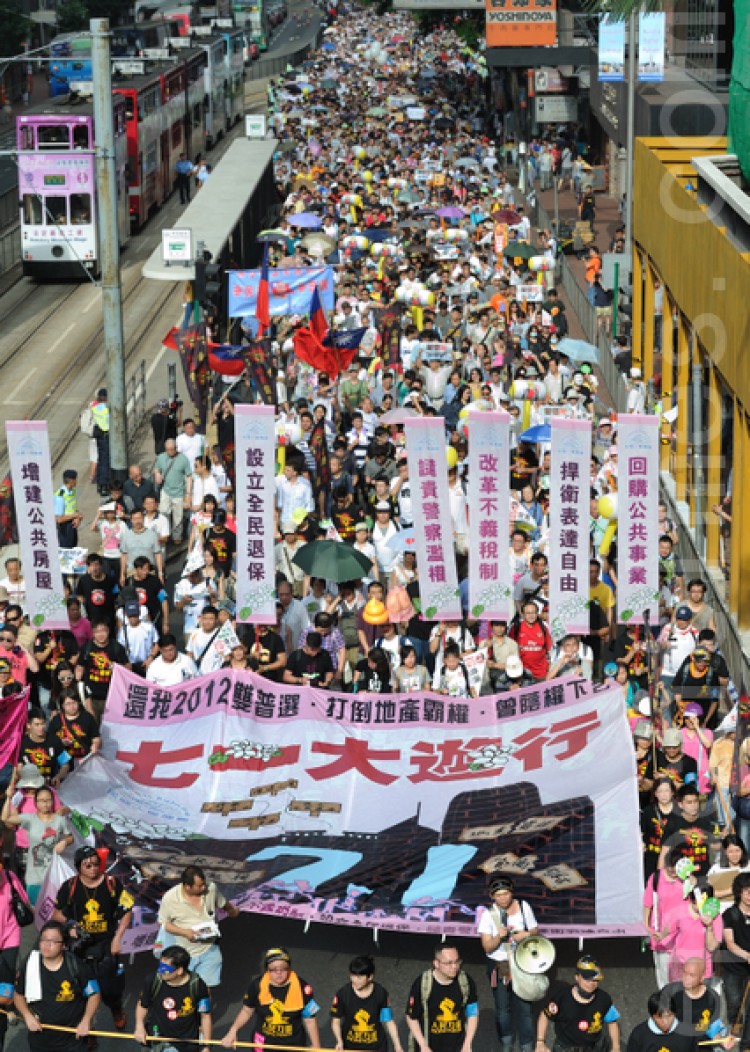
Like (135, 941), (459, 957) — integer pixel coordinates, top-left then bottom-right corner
(308, 418), (331, 498)
(256, 243), (270, 339)
(309, 286), (328, 342)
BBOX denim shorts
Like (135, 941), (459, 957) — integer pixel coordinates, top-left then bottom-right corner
(189, 942), (222, 987)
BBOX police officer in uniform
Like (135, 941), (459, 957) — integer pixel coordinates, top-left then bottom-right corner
(90, 389), (110, 496)
(54, 470), (82, 548)
(536, 956), (621, 1052)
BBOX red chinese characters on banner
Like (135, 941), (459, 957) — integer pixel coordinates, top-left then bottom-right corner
(617, 415), (659, 624)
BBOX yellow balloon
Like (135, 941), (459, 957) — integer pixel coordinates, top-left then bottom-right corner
(364, 169), (373, 182)
(599, 520), (618, 557)
(459, 407), (470, 421)
(598, 494), (618, 520)
(446, 446), (458, 469)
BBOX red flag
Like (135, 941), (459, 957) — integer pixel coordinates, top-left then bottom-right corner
(256, 243), (270, 339)
(309, 286), (329, 342)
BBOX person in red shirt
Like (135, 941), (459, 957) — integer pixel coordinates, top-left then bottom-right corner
(0, 623), (37, 686)
(509, 602), (552, 682)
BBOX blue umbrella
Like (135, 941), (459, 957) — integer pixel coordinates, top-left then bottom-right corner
(322, 40), (336, 51)
(557, 337), (600, 365)
(288, 213), (323, 229)
(519, 424), (552, 444)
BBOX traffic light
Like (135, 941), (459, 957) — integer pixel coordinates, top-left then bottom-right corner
(193, 256), (223, 310)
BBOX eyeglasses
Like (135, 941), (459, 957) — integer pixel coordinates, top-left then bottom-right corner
(1, 637), (14, 644)
(40, 937), (64, 945)
(58, 674), (74, 682)
(4, 615), (20, 622)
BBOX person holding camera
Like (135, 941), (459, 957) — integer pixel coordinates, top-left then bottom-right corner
(51, 846), (133, 1031)
(15, 920), (100, 1052)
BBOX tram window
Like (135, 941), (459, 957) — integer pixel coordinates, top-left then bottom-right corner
(70, 193), (91, 224)
(22, 194), (43, 225)
(172, 123), (182, 148)
(145, 144), (157, 175)
(19, 126), (33, 151)
(72, 125), (90, 149)
(45, 195), (67, 224)
(38, 125), (69, 148)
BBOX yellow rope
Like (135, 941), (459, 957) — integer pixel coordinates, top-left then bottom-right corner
(0, 1009), (357, 1052)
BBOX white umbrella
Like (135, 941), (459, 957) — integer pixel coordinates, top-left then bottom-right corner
(386, 529), (416, 552)
(380, 407), (419, 425)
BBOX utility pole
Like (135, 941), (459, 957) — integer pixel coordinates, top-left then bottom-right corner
(91, 18), (128, 481)
(624, 12), (636, 253)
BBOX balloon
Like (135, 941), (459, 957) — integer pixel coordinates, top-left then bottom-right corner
(509, 380), (546, 401)
(284, 422), (302, 445)
(675, 857), (696, 880)
(363, 169), (373, 182)
(370, 242), (400, 258)
(446, 446), (458, 469)
(458, 407), (470, 421)
(528, 256), (552, 272)
(444, 227), (468, 242)
(354, 146), (366, 160)
(341, 235), (370, 251)
(598, 494), (618, 520)
(599, 520), (618, 557)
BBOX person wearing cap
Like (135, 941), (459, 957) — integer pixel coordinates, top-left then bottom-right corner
(2, 778), (73, 904)
(275, 522), (307, 598)
(626, 368), (646, 415)
(116, 599), (158, 677)
(89, 388), (110, 496)
(537, 956), (620, 1052)
(221, 947), (320, 1050)
(134, 944), (212, 1052)
(633, 721), (657, 809)
(371, 501), (399, 575)
(52, 845), (133, 1028)
(157, 865), (239, 998)
(478, 876), (538, 1052)
(405, 940), (478, 1052)
(55, 470), (82, 549)
(657, 608), (697, 690)
(671, 647), (723, 731)
(655, 728), (699, 790)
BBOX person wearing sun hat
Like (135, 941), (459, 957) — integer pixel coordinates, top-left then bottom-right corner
(537, 955), (620, 1052)
(656, 606), (698, 690)
(671, 645), (724, 731)
(221, 947), (320, 1051)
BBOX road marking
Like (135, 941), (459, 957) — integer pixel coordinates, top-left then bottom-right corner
(3, 366), (37, 404)
(146, 343), (168, 383)
(46, 322), (76, 355)
(82, 288), (101, 314)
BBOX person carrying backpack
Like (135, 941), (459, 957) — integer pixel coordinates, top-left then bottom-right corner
(134, 946), (212, 1052)
(405, 941), (478, 1052)
(14, 920), (100, 1052)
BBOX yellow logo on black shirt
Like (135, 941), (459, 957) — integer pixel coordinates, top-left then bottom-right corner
(589, 1013), (602, 1035)
(56, 981), (75, 1003)
(431, 999), (461, 1035)
(347, 1010), (377, 1045)
(263, 1000), (293, 1038)
(82, 898), (107, 934)
(696, 1010), (711, 1033)
(178, 997), (195, 1018)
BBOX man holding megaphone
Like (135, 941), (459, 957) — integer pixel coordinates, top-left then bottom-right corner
(478, 876), (539, 1052)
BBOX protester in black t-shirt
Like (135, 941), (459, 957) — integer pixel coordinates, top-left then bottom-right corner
(15, 921), (100, 1052)
(75, 555), (118, 628)
(48, 695), (101, 766)
(76, 622), (130, 724)
(659, 784), (716, 877)
(654, 730), (699, 791)
(283, 632), (334, 688)
(537, 955), (620, 1052)
(248, 624), (286, 682)
(221, 947), (320, 1049)
(127, 557), (170, 629)
(719, 872), (750, 1043)
(135, 946), (212, 1052)
(672, 648), (723, 730)
(406, 942), (479, 1052)
(331, 956), (402, 1052)
(204, 512), (236, 577)
(18, 708), (70, 785)
(661, 957), (722, 1038)
(625, 992), (697, 1052)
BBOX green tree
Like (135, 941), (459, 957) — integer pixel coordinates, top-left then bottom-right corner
(0, 0), (31, 56)
(56, 0), (89, 31)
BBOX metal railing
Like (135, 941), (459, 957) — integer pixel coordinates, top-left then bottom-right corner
(125, 358), (147, 424)
(0, 220), (18, 275)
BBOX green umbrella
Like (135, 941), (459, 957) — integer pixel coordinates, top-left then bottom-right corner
(292, 540), (373, 582)
(502, 241), (536, 261)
